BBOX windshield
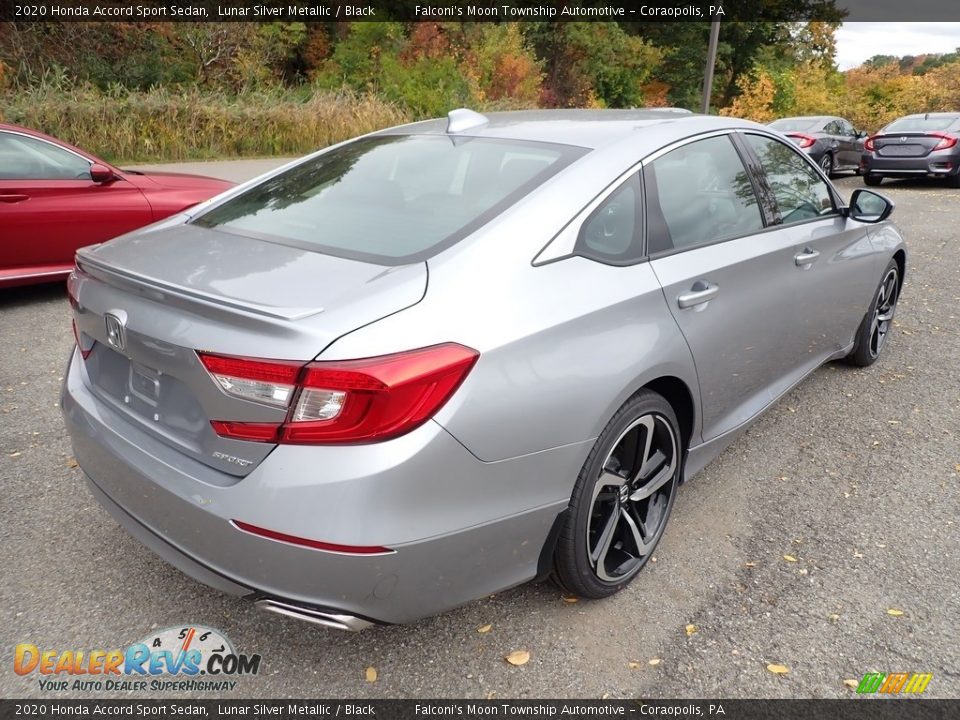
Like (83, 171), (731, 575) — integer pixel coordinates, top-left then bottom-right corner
(769, 118), (821, 132)
(193, 134), (585, 265)
(884, 115), (960, 133)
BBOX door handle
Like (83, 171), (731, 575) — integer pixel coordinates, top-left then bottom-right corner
(677, 281), (719, 309)
(794, 248), (820, 266)
(0, 194), (28, 204)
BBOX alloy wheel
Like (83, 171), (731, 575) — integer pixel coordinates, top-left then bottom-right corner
(819, 153), (833, 176)
(869, 267), (899, 358)
(586, 413), (678, 583)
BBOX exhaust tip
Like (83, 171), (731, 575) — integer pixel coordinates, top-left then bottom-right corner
(255, 598), (375, 632)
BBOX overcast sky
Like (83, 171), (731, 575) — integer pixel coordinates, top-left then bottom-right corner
(835, 23), (960, 69)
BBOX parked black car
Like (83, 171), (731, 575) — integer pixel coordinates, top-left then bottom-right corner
(768, 116), (865, 176)
(861, 112), (960, 188)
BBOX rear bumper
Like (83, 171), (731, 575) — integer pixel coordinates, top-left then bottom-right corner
(861, 151), (959, 176)
(62, 349), (580, 624)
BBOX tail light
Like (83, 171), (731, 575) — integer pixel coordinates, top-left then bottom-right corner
(199, 343), (479, 445)
(931, 132), (958, 151)
(72, 320), (92, 361)
(864, 136), (876, 152)
(789, 133), (816, 149)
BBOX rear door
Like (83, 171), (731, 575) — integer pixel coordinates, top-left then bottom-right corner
(646, 132), (808, 441)
(740, 132), (878, 357)
(0, 130), (153, 277)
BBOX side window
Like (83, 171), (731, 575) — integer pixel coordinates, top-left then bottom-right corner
(745, 134), (835, 225)
(644, 135), (763, 254)
(823, 120), (841, 135)
(0, 132), (91, 180)
(839, 120), (855, 137)
(575, 174), (641, 264)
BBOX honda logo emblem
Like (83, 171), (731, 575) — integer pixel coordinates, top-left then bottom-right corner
(104, 312), (126, 351)
(900, 136), (908, 143)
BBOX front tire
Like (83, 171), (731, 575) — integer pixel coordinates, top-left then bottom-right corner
(864, 174), (883, 186)
(553, 390), (682, 599)
(846, 259), (900, 367)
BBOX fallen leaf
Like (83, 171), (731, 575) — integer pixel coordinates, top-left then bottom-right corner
(365, 666), (377, 683)
(66, 458), (78, 468)
(844, 679), (859, 689)
(744, 561), (756, 567)
(685, 624), (697, 636)
(648, 658), (662, 666)
(783, 555), (798, 563)
(886, 608), (904, 617)
(766, 663), (790, 675)
(628, 662), (641, 669)
(955, 464), (960, 473)
(828, 614), (840, 622)
(601, 694), (610, 700)
(477, 624), (492, 634)
(561, 595), (579, 604)
(505, 650), (530, 666)
(8, 452), (21, 458)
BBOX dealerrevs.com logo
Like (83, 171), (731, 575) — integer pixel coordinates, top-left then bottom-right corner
(15, 626), (261, 693)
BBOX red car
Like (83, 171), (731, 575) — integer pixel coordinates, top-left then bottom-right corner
(0, 124), (234, 288)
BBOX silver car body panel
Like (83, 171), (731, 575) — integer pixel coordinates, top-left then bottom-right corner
(62, 110), (907, 624)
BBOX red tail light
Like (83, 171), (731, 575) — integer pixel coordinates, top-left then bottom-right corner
(789, 133), (816, 149)
(232, 520), (393, 555)
(864, 136), (876, 152)
(72, 320), (91, 360)
(931, 132), (958, 151)
(200, 343), (479, 445)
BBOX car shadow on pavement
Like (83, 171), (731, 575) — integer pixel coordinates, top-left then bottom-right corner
(0, 282), (67, 310)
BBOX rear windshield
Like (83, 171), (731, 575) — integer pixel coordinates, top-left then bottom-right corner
(193, 134), (585, 264)
(884, 115), (960, 133)
(769, 118), (820, 132)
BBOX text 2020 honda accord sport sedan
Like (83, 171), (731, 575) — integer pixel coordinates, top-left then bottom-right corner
(62, 109), (906, 630)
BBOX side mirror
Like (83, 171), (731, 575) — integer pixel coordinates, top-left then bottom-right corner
(856, 130), (868, 139)
(89, 163), (117, 184)
(848, 188), (894, 223)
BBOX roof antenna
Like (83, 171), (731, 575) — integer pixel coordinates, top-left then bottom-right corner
(447, 108), (489, 134)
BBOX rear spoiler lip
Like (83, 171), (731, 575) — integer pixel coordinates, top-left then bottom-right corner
(75, 249), (324, 322)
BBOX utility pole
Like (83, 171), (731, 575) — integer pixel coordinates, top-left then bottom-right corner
(701, 16), (722, 114)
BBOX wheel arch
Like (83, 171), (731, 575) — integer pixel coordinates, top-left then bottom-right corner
(641, 375), (696, 455)
(892, 248), (906, 294)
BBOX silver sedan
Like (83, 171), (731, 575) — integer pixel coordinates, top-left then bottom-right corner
(62, 109), (906, 629)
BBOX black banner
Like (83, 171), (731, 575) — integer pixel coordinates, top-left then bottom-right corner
(2, 0), (960, 23)
(1, 700), (959, 720)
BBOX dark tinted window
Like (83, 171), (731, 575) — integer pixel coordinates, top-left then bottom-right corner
(575, 175), (642, 264)
(645, 135), (763, 254)
(745, 134), (835, 225)
(193, 135), (585, 264)
(0, 132), (91, 180)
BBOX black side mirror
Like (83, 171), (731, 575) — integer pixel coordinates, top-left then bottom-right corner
(89, 163), (117, 184)
(848, 188), (894, 223)
(855, 130), (868, 139)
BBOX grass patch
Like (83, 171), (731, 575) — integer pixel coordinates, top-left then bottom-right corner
(0, 84), (411, 163)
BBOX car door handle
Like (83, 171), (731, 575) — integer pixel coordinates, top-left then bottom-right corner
(677, 282), (719, 309)
(794, 248), (820, 266)
(0, 194), (29, 204)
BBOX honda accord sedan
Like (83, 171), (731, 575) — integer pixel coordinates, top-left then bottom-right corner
(62, 109), (906, 629)
(861, 112), (960, 187)
(0, 123), (234, 288)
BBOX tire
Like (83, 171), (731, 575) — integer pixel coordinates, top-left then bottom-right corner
(864, 174), (883, 186)
(946, 173), (960, 189)
(553, 390), (682, 599)
(846, 259), (901, 367)
(818, 152), (834, 177)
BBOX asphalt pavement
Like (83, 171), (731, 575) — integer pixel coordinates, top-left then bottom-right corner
(1, 166), (958, 700)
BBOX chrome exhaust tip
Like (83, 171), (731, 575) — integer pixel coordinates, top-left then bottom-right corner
(255, 598), (375, 632)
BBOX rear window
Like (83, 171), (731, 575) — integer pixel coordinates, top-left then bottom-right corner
(193, 135), (585, 264)
(884, 115), (960, 133)
(769, 118), (820, 132)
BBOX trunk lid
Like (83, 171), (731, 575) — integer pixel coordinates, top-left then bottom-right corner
(71, 223), (426, 477)
(873, 133), (944, 158)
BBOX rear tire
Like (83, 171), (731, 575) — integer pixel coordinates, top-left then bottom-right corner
(818, 153), (834, 177)
(846, 259), (900, 367)
(553, 390), (681, 599)
(864, 174), (883, 186)
(946, 173), (960, 189)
